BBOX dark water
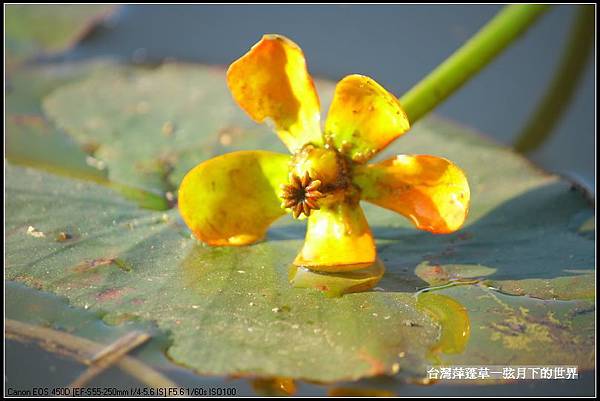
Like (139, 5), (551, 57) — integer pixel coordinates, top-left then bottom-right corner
(58, 4), (595, 192)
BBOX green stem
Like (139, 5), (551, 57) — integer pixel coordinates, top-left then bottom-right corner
(513, 5), (595, 153)
(400, 4), (549, 124)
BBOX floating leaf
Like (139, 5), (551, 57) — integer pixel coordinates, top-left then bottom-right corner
(415, 261), (496, 287)
(422, 285), (594, 369)
(42, 63), (293, 196)
(489, 273), (595, 301)
(5, 165), (440, 382)
(6, 62), (169, 210)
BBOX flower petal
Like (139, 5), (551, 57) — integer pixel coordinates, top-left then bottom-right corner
(294, 203), (376, 271)
(324, 74), (410, 163)
(354, 155), (470, 233)
(227, 34), (322, 152)
(178, 150), (290, 245)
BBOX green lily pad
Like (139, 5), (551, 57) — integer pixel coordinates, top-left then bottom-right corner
(5, 5), (117, 69)
(489, 273), (595, 301)
(5, 62), (595, 382)
(5, 165), (441, 382)
(419, 285), (595, 370)
(6, 62), (169, 210)
(42, 63), (292, 196)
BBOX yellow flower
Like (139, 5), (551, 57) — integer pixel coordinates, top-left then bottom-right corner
(178, 34), (470, 272)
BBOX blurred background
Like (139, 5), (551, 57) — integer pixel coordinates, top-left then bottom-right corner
(57, 4), (596, 192)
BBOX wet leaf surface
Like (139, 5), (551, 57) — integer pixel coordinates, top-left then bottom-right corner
(420, 285), (594, 369)
(6, 282), (595, 396)
(5, 62), (595, 383)
(42, 63), (294, 196)
(5, 165), (440, 382)
(6, 62), (170, 210)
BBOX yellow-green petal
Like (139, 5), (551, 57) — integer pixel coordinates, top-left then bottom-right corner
(294, 202), (376, 271)
(324, 74), (410, 163)
(227, 34), (322, 153)
(178, 150), (290, 245)
(354, 154), (470, 234)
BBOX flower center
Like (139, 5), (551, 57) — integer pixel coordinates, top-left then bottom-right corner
(280, 172), (324, 218)
(281, 145), (356, 218)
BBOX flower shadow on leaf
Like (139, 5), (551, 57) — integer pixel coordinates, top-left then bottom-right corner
(374, 181), (594, 293)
